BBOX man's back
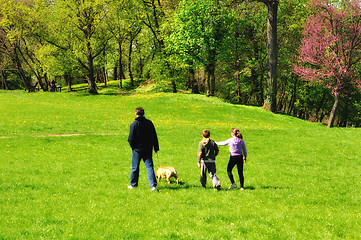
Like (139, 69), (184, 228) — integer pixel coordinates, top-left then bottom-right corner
(128, 116), (159, 153)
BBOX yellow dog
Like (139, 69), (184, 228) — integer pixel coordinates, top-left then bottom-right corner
(156, 166), (179, 184)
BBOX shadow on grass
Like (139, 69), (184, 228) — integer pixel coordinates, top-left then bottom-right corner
(157, 182), (260, 191)
(99, 92), (132, 96)
(157, 181), (203, 190)
(260, 186), (289, 190)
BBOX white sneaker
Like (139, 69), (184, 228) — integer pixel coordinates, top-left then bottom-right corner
(128, 185), (135, 189)
(228, 184), (237, 189)
(151, 187), (157, 191)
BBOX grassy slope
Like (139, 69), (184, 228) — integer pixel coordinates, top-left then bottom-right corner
(0, 84), (360, 239)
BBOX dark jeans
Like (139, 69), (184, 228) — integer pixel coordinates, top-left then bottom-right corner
(227, 155), (244, 188)
(130, 150), (157, 188)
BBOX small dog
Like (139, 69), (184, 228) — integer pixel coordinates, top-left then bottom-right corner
(156, 166), (179, 184)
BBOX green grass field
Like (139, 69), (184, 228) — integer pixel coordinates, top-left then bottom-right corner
(1, 83), (361, 239)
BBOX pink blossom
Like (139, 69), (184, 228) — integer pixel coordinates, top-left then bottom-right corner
(294, 0), (361, 97)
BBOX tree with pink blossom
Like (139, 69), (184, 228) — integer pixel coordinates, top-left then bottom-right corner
(293, 0), (361, 128)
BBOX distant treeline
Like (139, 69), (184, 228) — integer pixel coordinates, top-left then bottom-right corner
(1, 0), (360, 127)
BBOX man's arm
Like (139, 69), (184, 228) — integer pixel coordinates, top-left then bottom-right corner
(151, 121), (159, 152)
(128, 122), (135, 149)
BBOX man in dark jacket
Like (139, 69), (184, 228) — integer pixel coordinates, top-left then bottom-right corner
(128, 107), (159, 191)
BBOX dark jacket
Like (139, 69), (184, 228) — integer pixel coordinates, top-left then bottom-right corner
(197, 138), (219, 164)
(128, 116), (159, 153)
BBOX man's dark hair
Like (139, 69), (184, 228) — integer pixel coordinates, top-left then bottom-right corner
(135, 107), (145, 116)
(202, 129), (210, 138)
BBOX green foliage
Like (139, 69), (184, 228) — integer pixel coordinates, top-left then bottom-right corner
(168, 0), (228, 67)
(1, 0), (360, 124)
(0, 90), (361, 239)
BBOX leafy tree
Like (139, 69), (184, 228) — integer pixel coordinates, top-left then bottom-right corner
(140, 0), (180, 93)
(169, 0), (228, 96)
(106, 0), (139, 88)
(294, 0), (361, 128)
(40, 0), (112, 94)
(0, 0), (34, 92)
(226, 0), (278, 111)
(276, 0), (310, 113)
(217, 1), (268, 104)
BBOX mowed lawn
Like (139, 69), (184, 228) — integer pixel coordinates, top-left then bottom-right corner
(0, 89), (360, 239)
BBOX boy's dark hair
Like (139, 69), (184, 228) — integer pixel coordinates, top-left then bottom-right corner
(202, 129), (210, 138)
(135, 107), (144, 116)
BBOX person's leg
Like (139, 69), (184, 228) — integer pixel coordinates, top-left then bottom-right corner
(143, 153), (157, 188)
(208, 162), (220, 188)
(130, 150), (141, 187)
(200, 162), (207, 188)
(227, 156), (237, 184)
(236, 155), (244, 188)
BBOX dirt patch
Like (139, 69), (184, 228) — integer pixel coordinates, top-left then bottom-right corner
(0, 133), (120, 138)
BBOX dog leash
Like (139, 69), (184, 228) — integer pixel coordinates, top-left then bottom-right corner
(156, 152), (160, 168)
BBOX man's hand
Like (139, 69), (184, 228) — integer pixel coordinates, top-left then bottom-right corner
(198, 163), (201, 168)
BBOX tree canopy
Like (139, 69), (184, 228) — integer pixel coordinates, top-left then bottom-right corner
(294, 0), (361, 127)
(1, 0), (361, 127)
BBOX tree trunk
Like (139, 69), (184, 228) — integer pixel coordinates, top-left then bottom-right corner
(287, 76), (298, 115)
(118, 41), (126, 80)
(102, 50), (107, 87)
(18, 44), (49, 92)
(338, 99), (349, 127)
(262, 0), (278, 113)
(235, 73), (241, 103)
(139, 56), (144, 78)
(206, 64), (216, 96)
(13, 47), (33, 92)
(210, 68), (215, 96)
(43, 73), (50, 91)
(328, 94), (340, 128)
(171, 81), (177, 93)
(35, 71), (47, 92)
(86, 41), (98, 94)
(234, 30), (241, 103)
(1, 71), (8, 90)
(128, 38), (134, 87)
(206, 69), (211, 96)
(64, 74), (72, 91)
(113, 66), (118, 81)
(188, 66), (199, 94)
(102, 66), (107, 86)
(17, 63), (32, 92)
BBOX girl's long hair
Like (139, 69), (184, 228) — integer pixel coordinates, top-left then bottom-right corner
(232, 128), (243, 139)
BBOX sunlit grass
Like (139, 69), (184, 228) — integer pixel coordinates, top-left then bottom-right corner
(0, 89), (360, 239)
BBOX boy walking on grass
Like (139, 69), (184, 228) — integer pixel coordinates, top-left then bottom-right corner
(197, 129), (221, 190)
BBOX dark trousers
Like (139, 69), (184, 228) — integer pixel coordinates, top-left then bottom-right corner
(200, 161), (220, 188)
(227, 155), (244, 188)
